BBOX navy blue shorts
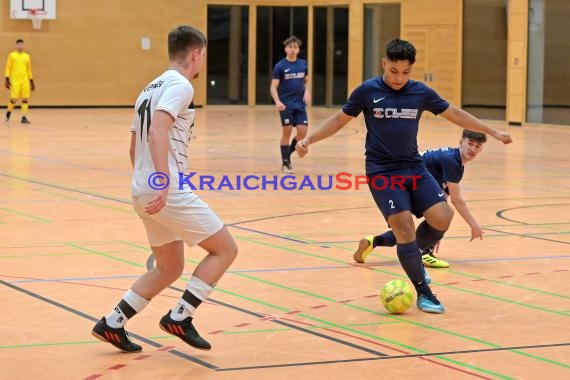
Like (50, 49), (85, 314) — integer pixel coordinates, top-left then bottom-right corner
(279, 108), (308, 126)
(367, 165), (446, 220)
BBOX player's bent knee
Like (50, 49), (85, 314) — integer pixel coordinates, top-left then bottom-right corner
(199, 226), (238, 260)
(389, 219), (416, 243)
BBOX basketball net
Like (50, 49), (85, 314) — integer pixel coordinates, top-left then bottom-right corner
(29, 9), (43, 30)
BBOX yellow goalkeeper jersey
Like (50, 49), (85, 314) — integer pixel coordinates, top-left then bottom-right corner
(5, 51), (33, 84)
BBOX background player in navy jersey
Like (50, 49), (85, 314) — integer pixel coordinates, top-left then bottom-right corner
(353, 129), (488, 269)
(296, 38), (512, 314)
(270, 36), (310, 174)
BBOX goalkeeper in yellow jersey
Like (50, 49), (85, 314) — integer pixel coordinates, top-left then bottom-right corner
(5, 39), (35, 123)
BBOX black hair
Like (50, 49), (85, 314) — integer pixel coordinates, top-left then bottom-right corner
(385, 38), (416, 64)
(283, 36), (302, 48)
(16, 39), (24, 44)
(168, 25), (207, 60)
(462, 129), (487, 143)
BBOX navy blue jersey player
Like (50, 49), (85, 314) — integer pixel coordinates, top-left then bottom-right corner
(270, 36), (310, 174)
(297, 38), (512, 314)
(354, 130), (488, 269)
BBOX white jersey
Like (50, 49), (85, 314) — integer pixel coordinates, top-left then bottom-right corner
(130, 69), (195, 196)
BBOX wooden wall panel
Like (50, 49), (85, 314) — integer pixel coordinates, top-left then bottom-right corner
(0, 0), (205, 106)
(506, 0), (528, 124)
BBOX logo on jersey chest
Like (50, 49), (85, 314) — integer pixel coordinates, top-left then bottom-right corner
(284, 72), (305, 80)
(373, 107), (419, 119)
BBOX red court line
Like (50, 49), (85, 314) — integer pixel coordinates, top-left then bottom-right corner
(83, 375), (102, 380)
(0, 274), (216, 307)
(278, 317), (492, 379)
(84, 347), (161, 379)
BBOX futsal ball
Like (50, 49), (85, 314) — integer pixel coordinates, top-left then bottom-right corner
(380, 279), (414, 314)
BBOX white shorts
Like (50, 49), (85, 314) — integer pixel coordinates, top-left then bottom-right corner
(132, 192), (224, 247)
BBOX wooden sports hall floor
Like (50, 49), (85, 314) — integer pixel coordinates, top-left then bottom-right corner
(1, 107), (569, 379)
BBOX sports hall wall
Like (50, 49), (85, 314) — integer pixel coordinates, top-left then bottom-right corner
(0, 0), (463, 107)
(2, 0), (566, 126)
(0, 0), (206, 106)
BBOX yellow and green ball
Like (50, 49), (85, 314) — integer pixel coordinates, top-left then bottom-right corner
(380, 279), (414, 313)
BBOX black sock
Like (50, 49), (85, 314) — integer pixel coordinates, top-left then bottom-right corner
(396, 241), (430, 295)
(416, 221), (445, 251)
(289, 138), (298, 153)
(373, 231), (397, 248)
(280, 145), (290, 164)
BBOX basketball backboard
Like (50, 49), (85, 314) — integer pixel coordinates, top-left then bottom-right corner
(10, 0), (56, 20)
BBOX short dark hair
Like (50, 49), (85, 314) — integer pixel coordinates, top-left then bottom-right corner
(283, 36), (302, 47)
(462, 129), (487, 143)
(168, 25), (207, 60)
(386, 38), (416, 64)
(16, 39), (24, 44)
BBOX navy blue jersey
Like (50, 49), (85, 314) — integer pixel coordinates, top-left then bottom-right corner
(422, 147), (464, 193)
(342, 77), (449, 174)
(272, 58), (308, 110)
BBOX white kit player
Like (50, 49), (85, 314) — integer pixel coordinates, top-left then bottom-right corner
(92, 25), (238, 353)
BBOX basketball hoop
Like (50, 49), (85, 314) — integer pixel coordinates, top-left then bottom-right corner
(28, 9), (46, 30)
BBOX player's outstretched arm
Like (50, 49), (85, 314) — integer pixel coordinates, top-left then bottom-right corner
(440, 105), (513, 144)
(447, 182), (484, 241)
(297, 110), (353, 157)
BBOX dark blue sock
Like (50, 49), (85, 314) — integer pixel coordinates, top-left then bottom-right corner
(280, 145), (290, 164)
(396, 241), (430, 294)
(289, 138), (298, 153)
(416, 221), (445, 251)
(373, 231), (397, 247)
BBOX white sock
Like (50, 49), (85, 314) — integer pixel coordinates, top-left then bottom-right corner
(106, 289), (149, 328)
(170, 277), (213, 321)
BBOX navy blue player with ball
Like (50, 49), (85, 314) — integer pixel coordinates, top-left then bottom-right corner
(296, 38), (512, 314)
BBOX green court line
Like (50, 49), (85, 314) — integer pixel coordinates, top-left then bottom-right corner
(0, 172), (132, 204)
(39, 189), (134, 214)
(0, 206), (51, 223)
(1, 340), (98, 349)
(1, 335), (175, 349)
(442, 270), (570, 301)
(66, 243), (145, 268)
(140, 250), (516, 377)
(0, 252), (95, 259)
(118, 240), (152, 251)
(222, 328), (290, 335)
(46, 238), (565, 375)
(234, 235), (570, 370)
(328, 240), (570, 303)
(70, 238), (556, 376)
(212, 287), (513, 379)
(222, 321), (399, 335)
(0, 174), (134, 215)
(0, 240), (140, 248)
